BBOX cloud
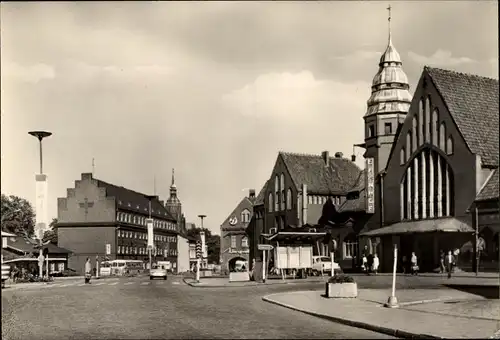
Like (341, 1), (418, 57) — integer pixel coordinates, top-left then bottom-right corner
(2, 62), (55, 83)
(222, 71), (370, 123)
(408, 49), (476, 67)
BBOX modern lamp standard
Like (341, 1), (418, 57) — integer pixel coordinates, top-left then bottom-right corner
(145, 195), (156, 272)
(28, 131), (52, 279)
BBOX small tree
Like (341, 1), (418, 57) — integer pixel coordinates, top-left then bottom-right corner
(42, 218), (58, 244)
(1, 194), (35, 238)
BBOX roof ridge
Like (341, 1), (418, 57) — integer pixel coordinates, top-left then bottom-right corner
(280, 151), (322, 157)
(425, 66), (499, 82)
(97, 179), (160, 201)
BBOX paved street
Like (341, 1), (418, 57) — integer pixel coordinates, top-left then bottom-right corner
(2, 276), (396, 340)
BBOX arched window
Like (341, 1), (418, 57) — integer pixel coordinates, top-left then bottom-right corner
(275, 175), (279, 211)
(406, 132), (412, 161)
(400, 147), (405, 165)
(425, 96), (431, 143)
(280, 173), (285, 210)
(446, 136), (454, 155)
(241, 209), (250, 223)
(412, 116), (418, 152)
(432, 109), (439, 146)
(268, 193), (273, 212)
(439, 123), (446, 151)
(418, 99), (424, 146)
(286, 189), (292, 210)
(401, 148), (454, 220)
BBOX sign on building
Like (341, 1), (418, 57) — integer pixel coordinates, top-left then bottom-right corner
(365, 158), (375, 214)
(147, 218), (154, 248)
(105, 243), (111, 255)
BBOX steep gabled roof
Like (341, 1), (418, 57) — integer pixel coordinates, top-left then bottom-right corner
(254, 181), (269, 206)
(426, 67), (499, 167)
(475, 169), (499, 202)
(96, 178), (176, 221)
(220, 196), (254, 230)
(280, 152), (361, 195)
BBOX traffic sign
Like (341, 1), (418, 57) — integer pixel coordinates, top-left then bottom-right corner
(195, 241), (202, 259)
(258, 244), (274, 251)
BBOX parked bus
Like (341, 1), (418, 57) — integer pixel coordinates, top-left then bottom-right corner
(100, 260), (144, 277)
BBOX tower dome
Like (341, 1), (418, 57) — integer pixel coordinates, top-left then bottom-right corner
(365, 8), (412, 117)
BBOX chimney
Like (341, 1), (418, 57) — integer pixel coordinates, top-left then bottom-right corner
(249, 189), (256, 198)
(301, 183), (308, 226)
(334, 152), (343, 158)
(82, 173), (93, 180)
(321, 151), (329, 166)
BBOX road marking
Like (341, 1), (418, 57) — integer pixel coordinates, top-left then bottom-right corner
(60, 283), (75, 287)
(95, 282), (106, 286)
(77, 283), (86, 287)
(172, 282), (180, 285)
(108, 282), (118, 286)
(141, 282), (150, 285)
(124, 282), (134, 285)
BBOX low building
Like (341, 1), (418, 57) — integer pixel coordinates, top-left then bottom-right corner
(220, 190), (255, 272)
(56, 173), (178, 274)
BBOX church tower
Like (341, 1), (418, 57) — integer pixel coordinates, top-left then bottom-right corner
(364, 5), (412, 174)
(166, 168), (182, 223)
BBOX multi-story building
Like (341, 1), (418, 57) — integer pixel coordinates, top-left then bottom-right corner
(359, 66), (499, 272)
(220, 190), (255, 272)
(56, 173), (178, 274)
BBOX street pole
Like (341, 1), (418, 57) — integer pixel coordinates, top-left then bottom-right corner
(95, 255), (100, 279)
(330, 251), (335, 277)
(385, 244), (399, 308)
(145, 195), (156, 272)
(29, 131), (52, 279)
(198, 214), (206, 269)
(262, 250), (266, 283)
(46, 254), (49, 279)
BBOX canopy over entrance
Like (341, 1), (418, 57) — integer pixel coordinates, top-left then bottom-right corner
(263, 231), (327, 243)
(360, 217), (474, 237)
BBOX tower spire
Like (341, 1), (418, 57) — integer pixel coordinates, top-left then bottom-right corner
(171, 168), (175, 187)
(387, 4), (392, 45)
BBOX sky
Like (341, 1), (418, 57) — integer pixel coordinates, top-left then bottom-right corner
(1, 1), (498, 235)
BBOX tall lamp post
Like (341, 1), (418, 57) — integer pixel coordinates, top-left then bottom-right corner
(198, 214), (206, 269)
(145, 195), (156, 272)
(28, 131), (52, 278)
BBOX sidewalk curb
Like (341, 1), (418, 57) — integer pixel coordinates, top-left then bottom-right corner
(182, 277), (326, 288)
(262, 294), (442, 340)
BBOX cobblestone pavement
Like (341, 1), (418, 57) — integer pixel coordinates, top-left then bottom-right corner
(2, 276), (396, 340)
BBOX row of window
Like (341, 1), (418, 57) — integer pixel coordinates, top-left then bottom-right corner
(268, 188), (293, 213)
(230, 235), (248, 248)
(117, 212), (176, 231)
(400, 97), (453, 165)
(118, 230), (177, 243)
(401, 149), (453, 220)
(117, 245), (178, 256)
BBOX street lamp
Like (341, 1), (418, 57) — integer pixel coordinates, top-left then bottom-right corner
(145, 195), (156, 272)
(28, 130), (52, 279)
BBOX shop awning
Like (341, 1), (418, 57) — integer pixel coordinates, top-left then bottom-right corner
(360, 218), (474, 237)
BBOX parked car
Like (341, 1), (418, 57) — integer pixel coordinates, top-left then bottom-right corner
(311, 256), (342, 275)
(150, 264), (167, 280)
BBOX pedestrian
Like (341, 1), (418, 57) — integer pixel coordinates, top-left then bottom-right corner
(367, 253), (374, 275)
(361, 254), (368, 273)
(439, 250), (445, 273)
(372, 253), (380, 275)
(410, 252), (419, 275)
(444, 250), (455, 279)
(84, 258), (92, 284)
(402, 255), (407, 274)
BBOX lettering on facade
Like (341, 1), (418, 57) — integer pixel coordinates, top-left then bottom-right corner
(365, 158), (375, 214)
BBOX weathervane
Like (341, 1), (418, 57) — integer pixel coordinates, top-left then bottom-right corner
(387, 4), (392, 43)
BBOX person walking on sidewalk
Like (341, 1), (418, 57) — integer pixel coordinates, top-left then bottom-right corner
(372, 253), (380, 275)
(445, 250), (455, 279)
(410, 252), (419, 275)
(84, 258), (92, 284)
(439, 250), (446, 273)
